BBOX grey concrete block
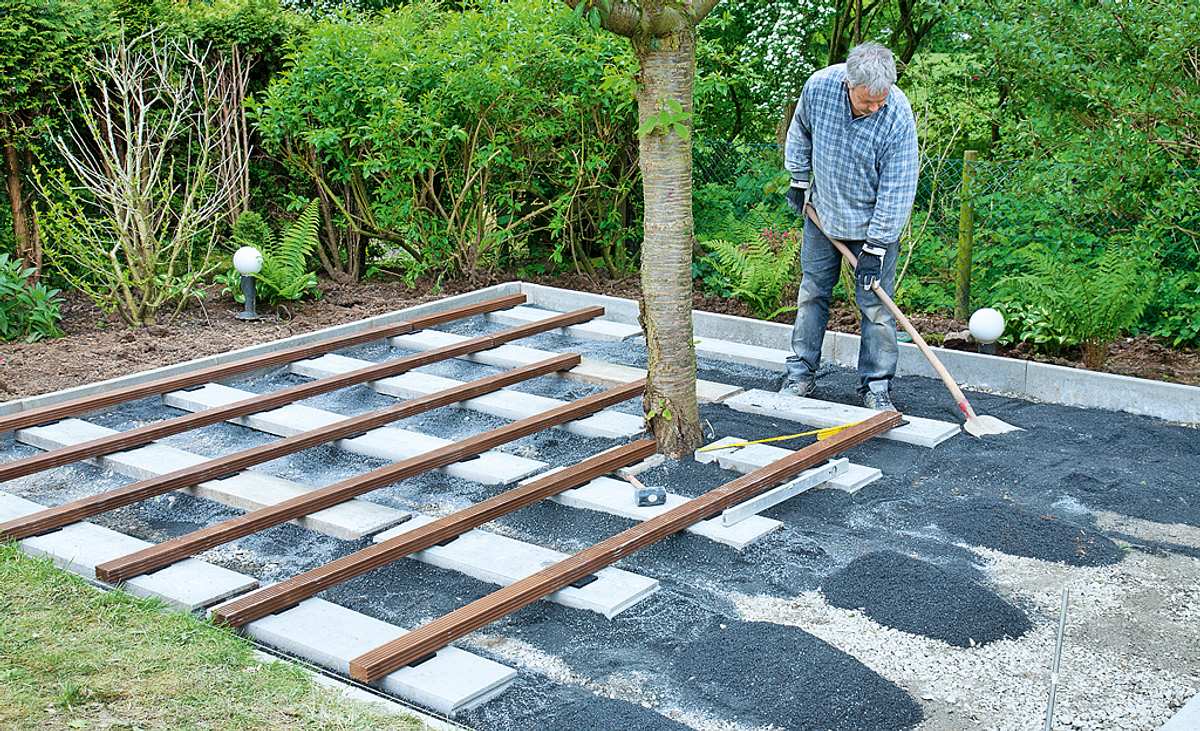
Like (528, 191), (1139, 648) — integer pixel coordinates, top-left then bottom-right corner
(724, 389), (960, 448)
(699, 438), (882, 495)
(487, 305), (642, 341)
(694, 436), (747, 465)
(1161, 691), (1200, 731)
(387, 330), (743, 403)
(0, 490), (44, 521)
(239, 598), (515, 715)
(374, 516), (659, 618)
(17, 419), (408, 541)
(694, 336), (790, 373)
(164, 384), (545, 485)
(545, 475), (781, 550)
(4, 490), (258, 611)
(291, 353), (644, 439)
(1026, 361), (1200, 424)
(720, 460), (847, 526)
(519, 282), (642, 326)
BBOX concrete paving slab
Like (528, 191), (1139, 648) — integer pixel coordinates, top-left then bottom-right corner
(487, 306), (642, 341)
(17, 419), (409, 541)
(374, 515), (659, 618)
(163, 384), (545, 485)
(239, 597), (515, 715)
(698, 438), (882, 494)
(724, 389), (960, 448)
(1161, 691), (1200, 730)
(540, 474), (781, 550)
(694, 437), (748, 465)
(387, 329), (743, 403)
(693, 336), (790, 372)
(291, 353), (644, 439)
(1, 490), (258, 611)
(720, 460), (848, 526)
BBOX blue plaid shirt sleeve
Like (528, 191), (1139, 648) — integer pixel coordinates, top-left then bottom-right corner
(784, 85), (812, 183)
(866, 114), (919, 247)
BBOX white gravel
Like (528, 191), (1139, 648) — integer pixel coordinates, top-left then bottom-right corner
(727, 537), (1200, 730)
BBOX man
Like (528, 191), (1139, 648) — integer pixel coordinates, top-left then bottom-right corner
(781, 42), (918, 411)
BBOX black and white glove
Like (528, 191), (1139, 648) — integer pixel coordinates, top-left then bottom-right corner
(785, 178), (810, 214)
(855, 243), (887, 291)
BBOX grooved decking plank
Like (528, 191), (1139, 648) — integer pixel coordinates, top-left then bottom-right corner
(487, 306), (642, 341)
(698, 437), (882, 494)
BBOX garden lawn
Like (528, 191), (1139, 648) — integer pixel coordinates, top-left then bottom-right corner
(0, 544), (426, 730)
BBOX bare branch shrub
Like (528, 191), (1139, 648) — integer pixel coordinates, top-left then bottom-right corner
(38, 31), (246, 326)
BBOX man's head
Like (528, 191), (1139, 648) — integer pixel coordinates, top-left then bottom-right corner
(845, 42), (897, 117)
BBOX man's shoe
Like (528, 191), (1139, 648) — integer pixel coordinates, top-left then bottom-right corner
(779, 379), (816, 398)
(863, 384), (896, 412)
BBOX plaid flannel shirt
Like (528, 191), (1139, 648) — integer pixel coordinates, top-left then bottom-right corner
(785, 63), (919, 249)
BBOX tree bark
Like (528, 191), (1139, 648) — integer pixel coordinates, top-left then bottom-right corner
(4, 138), (41, 276)
(634, 30), (703, 457)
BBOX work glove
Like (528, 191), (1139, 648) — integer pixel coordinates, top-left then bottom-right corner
(855, 243), (887, 291)
(785, 178), (810, 214)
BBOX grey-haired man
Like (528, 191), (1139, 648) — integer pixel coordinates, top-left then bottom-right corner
(781, 42), (919, 411)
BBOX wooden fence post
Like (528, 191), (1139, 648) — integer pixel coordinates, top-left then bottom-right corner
(954, 150), (978, 321)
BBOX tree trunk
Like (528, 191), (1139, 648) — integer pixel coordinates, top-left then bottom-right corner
(634, 31), (703, 457)
(4, 139), (41, 276)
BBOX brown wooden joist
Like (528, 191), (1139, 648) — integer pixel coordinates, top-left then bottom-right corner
(94, 378), (647, 583)
(210, 439), (657, 628)
(0, 354), (580, 543)
(346, 410), (903, 682)
(0, 293), (526, 435)
(0, 306), (604, 485)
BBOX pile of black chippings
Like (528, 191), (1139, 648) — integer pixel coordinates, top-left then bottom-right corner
(934, 497), (1124, 566)
(672, 618), (923, 730)
(821, 550), (1032, 647)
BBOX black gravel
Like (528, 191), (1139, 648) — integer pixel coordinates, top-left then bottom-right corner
(672, 619), (924, 729)
(821, 551), (1032, 646)
(932, 497), (1124, 567)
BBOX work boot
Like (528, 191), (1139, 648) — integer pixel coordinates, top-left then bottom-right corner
(779, 378), (816, 398)
(862, 381), (896, 411)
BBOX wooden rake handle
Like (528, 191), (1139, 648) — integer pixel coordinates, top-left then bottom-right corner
(803, 204), (979, 421)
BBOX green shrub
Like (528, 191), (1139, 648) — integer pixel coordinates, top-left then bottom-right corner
(0, 254), (64, 342)
(997, 246), (1157, 368)
(700, 204), (801, 319)
(218, 202), (321, 305)
(252, 0), (640, 281)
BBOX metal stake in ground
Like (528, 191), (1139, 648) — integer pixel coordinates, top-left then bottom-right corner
(94, 379), (647, 583)
(0, 306), (604, 484)
(0, 354), (581, 542)
(0, 293), (526, 435)
(210, 439), (657, 628)
(1045, 587), (1070, 731)
(347, 410), (902, 682)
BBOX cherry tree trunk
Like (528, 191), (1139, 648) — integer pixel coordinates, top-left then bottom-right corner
(634, 31), (702, 457)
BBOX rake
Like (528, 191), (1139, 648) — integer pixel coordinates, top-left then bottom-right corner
(805, 204), (1022, 438)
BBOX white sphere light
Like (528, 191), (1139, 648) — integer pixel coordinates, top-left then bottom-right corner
(969, 307), (1005, 344)
(233, 246), (263, 275)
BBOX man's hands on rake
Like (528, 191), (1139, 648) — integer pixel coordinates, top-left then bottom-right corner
(855, 243), (887, 291)
(786, 178), (810, 214)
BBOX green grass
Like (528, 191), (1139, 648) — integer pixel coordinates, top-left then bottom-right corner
(0, 543), (427, 730)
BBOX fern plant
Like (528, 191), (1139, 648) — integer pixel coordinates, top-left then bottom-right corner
(219, 202), (322, 306)
(998, 245), (1156, 369)
(701, 204), (802, 319)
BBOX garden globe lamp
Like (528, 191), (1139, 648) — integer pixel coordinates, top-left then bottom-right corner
(969, 307), (1005, 354)
(233, 246), (263, 321)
